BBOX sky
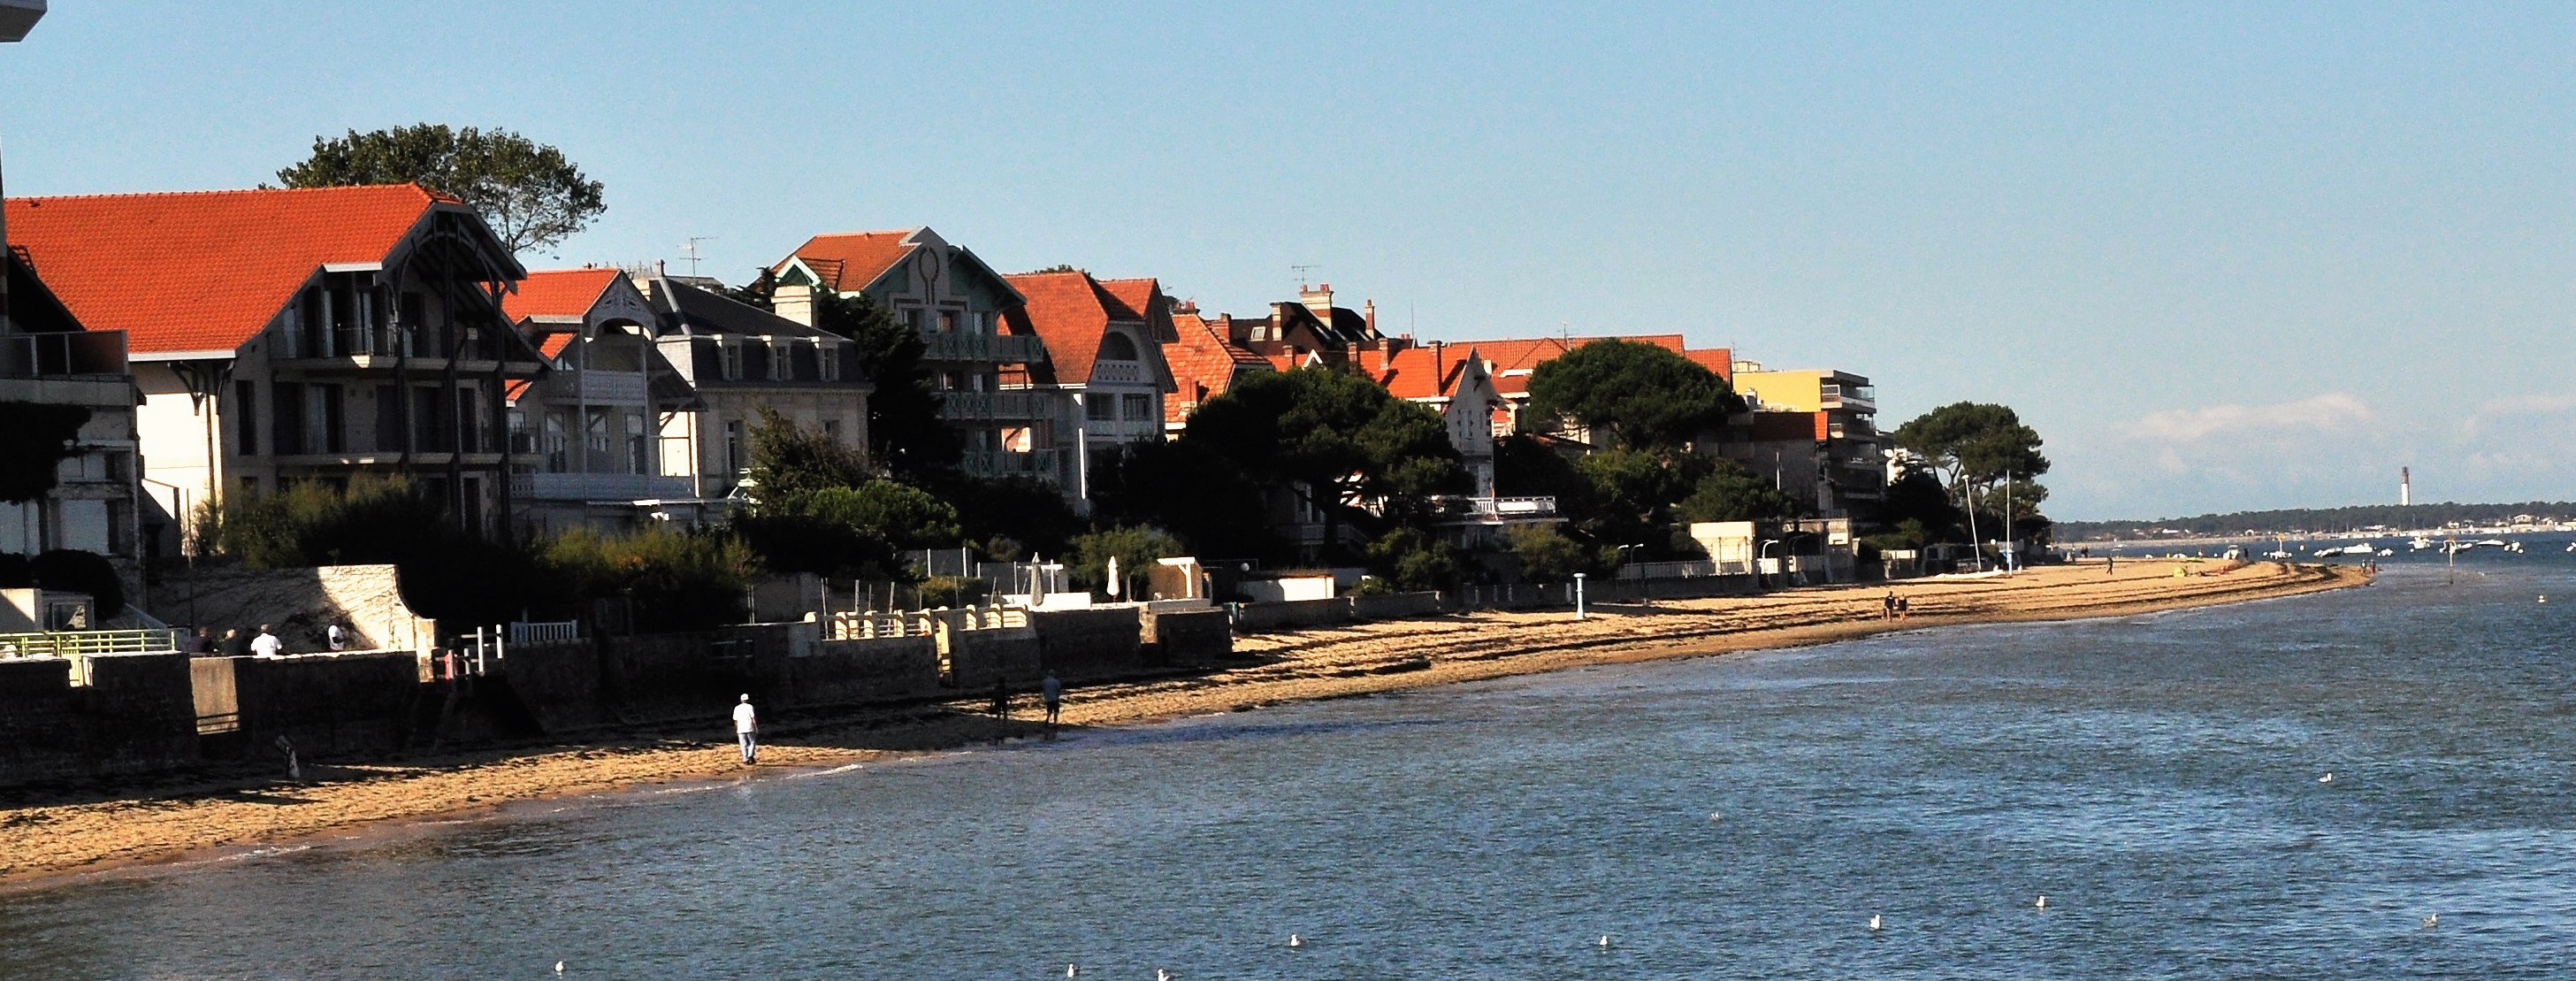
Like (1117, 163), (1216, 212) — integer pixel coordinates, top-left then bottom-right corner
(2, 2), (2568, 520)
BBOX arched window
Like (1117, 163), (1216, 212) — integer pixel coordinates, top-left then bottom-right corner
(1100, 332), (1140, 361)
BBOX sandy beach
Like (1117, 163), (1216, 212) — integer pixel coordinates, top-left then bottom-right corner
(0, 560), (2361, 887)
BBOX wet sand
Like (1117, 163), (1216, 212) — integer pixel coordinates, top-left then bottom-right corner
(0, 560), (2360, 887)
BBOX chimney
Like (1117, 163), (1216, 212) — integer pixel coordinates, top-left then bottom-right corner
(1364, 299), (1377, 334)
(655, 258), (668, 276)
(1300, 282), (1334, 317)
(773, 283), (817, 327)
(1429, 340), (1445, 385)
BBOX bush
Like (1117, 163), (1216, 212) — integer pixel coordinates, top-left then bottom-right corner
(1508, 525), (1592, 583)
(542, 525), (752, 632)
(916, 574), (990, 608)
(1070, 525), (1181, 595)
(1366, 527), (1464, 593)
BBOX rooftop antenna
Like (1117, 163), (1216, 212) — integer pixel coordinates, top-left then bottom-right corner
(1290, 263), (1320, 289)
(681, 235), (719, 277)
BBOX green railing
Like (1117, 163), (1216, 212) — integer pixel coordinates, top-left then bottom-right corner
(0, 629), (188, 660)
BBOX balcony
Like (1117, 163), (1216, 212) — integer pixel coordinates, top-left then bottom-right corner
(1091, 360), (1145, 383)
(0, 330), (126, 379)
(1819, 383), (1877, 412)
(919, 331), (1046, 364)
(510, 471), (699, 502)
(938, 389), (1054, 421)
(547, 370), (648, 403)
(960, 448), (1061, 481)
(1435, 495), (1560, 522)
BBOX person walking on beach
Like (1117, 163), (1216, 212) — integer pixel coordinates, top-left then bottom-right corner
(1042, 671), (1063, 730)
(991, 675), (1012, 724)
(733, 694), (759, 765)
(1897, 594), (1910, 619)
(249, 624), (283, 658)
(1882, 591), (1897, 620)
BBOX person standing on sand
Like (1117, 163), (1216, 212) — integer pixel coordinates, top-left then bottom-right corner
(1042, 671), (1063, 728)
(990, 676), (1012, 739)
(1897, 594), (1910, 619)
(733, 694), (759, 765)
(2106, 555), (2116, 576)
(1882, 591), (1897, 620)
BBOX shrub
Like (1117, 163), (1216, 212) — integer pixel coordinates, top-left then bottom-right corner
(542, 525), (752, 632)
(1070, 525), (1181, 594)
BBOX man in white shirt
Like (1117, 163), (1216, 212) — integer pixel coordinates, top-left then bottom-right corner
(732, 694), (759, 765)
(249, 625), (284, 658)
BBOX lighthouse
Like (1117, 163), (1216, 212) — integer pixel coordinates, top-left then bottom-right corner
(2401, 466), (2412, 507)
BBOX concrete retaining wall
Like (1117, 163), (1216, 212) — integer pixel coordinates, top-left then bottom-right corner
(1232, 597), (1353, 632)
(215, 653), (427, 760)
(945, 627), (1042, 690)
(1032, 608), (1142, 678)
(0, 653), (198, 785)
(1143, 608), (1232, 665)
(1351, 592), (1445, 621)
(791, 635), (941, 706)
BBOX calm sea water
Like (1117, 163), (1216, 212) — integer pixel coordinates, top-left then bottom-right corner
(5, 542), (2573, 978)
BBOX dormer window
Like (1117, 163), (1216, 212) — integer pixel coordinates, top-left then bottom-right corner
(818, 342), (841, 381)
(719, 341), (744, 380)
(1100, 333), (1140, 362)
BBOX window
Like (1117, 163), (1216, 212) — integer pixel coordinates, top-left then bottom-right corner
(769, 341), (791, 380)
(1100, 333), (1140, 361)
(1123, 394), (1152, 422)
(271, 381), (303, 455)
(1086, 395), (1115, 422)
(724, 418), (746, 473)
(818, 342), (840, 381)
(940, 310), (959, 333)
(906, 308), (929, 333)
(233, 380), (259, 456)
(822, 418), (841, 442)
(719, 341), (744, 380)
(306, 384), (342, 453)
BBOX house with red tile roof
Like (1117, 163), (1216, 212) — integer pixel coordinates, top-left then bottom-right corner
(1221, 283), (1391, 371)
(768, 227), (1055, 484)
(499, 268), (734, 533)
(5, 184), (544, 541)
(998, 271), (1177, 504)
(1159, 301), (1270, 434)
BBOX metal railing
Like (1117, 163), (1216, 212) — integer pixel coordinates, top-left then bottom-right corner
(937, 389), (1053, 420)
(511, 471), (697, 501)
(0, 330), (127, 378)
(508, 620), (580, 646)
(959, 448), (1062, 479)
(1438, 495), (1560, 519)
(0, 629), (187, 659)
(1616, 560), (1724, 580)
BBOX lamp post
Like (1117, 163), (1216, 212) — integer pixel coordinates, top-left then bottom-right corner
(1759, 539), (1781, 590)
(1572, 572), (1586, 621)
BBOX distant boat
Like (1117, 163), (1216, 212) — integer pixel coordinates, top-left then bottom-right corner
(2374, 548), (2394, 557)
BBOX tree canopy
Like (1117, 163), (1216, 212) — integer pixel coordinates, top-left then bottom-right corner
(1180, 368), (1467, 557)
(1523, 339), (1741, 450)
(277, 124), (606, 255)
(1892, 402), (2050, 487)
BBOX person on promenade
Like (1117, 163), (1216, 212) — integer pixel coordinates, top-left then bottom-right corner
(249, 625), (283, 658)
(191, 627), (215, 655)
(732, 694), (759, 765)
(222, 628), (248, 656)
(326, 623), (346, 652)
(1042, 671), (1063, 730)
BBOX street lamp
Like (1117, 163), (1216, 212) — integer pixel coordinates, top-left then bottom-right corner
(1758, 539), (1781, 590)
(1572, 571), (1587, 620)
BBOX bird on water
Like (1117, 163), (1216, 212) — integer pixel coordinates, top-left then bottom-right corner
(1288, 934), (1303, 948)
(554, 962), (564, 976)
(1597, 934), (1611, 949)
(2423, 914), (2439, 929)
(2036, 895), (2048, 909)
(2320, 772), (2335, 784)
(1869, 915), (1882, 931)
(1065, 964), (1076, 977)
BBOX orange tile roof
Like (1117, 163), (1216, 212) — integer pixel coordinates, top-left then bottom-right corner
(1162, 307), (1270, 425)
(5, 184), (457, 354)
(1097, 278), (1158, 318)
(503, 268), (623, 324)
(1000, 270), (1143, 385)
(1369, 345), (1471, 401)
(1435, 334), (1730, 395)
(778, 230), (917, 292)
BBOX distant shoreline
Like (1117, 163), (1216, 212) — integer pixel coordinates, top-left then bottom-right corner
(0, 560), (2364, 890)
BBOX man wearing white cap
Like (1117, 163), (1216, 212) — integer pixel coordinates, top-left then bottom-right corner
(732, 694), (759, 765)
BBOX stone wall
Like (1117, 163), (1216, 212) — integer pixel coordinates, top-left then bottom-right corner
(198, 652), (425, 761)
(1350, 592), (1446, 621)
(790, 635), (940, 707)
(149, 563), (436, 654)
(1142, 608), (1232, 665)
(0, 654), (197, 785)
(944, 625), (1042, 691)
(1031, 608), (1142, 678)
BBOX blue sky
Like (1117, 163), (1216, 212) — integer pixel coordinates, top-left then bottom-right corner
(3, 2), (2568, 519)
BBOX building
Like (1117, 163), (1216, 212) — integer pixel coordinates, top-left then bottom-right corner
(499, 268), (709, 533)
(1225, 283), (1387, 370)
(768, 228), (1051, 482)
(998, 271), (1177, 503)
(1158, 300), (1271, 435)
(631, 272), (870, 502)
(5, 184), (543, 544)
(1, 248), (144, 586)
(1434, 334), (1732, 442)
(1726, 363), (1884, 515)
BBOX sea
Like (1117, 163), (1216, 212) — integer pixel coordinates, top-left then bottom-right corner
(4, 539), (2572, 978)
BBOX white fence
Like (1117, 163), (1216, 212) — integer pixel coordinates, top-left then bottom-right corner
(508, 620), (580, 646)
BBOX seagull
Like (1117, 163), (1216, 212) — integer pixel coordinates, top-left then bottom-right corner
(2423, 914), (2438, 929)
(554, 962), (564, 976)
(1597, 934), (1612, 949)
(2320, 772), (2335, 784)
(1157, 970), (1172, 981)
(2036, 895), (2048, 909)
(1065, 965), (1077, 977)
(1869, 915), (1882, 931)
(1288, 934), (1303, 948)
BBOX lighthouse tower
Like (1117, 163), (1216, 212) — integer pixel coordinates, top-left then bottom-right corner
(2401, 466), (2412, 507)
